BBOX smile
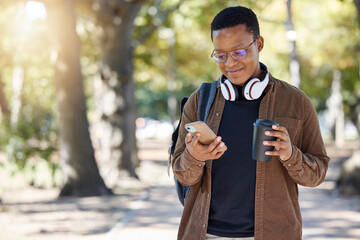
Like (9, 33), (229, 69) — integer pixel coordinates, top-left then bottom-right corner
(227, 68), (243, 74)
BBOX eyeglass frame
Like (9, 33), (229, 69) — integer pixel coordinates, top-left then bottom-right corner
(210, 37), (259, 63)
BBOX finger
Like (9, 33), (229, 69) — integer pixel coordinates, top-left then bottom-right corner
(210, 142), (225, 154)
(272, 124), (288, 133)
(271, 124), (289, 135)
(263, 140), (287, 149)
(265, 130), (288, 142)
(185, 133), (193, 143)
(218, 142), (227, 151)
(214, 148), (226, 158)
(207, 137), (222, 151)
(191, 133), (201, 146)
(275, 138), (281, 151)
(265, 150), (281, 156)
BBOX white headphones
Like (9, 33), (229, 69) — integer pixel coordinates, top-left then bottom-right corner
(220, 62), (269, 101)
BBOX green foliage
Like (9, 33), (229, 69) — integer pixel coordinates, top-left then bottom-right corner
(0, 2), (59, 186)
(294, 0), (359, 115)
(136, 82), (170, 120)
(0, 104), (59, 186)
(1, 0), (360, 177)
(342, 65), (360, 117)
(133, 0), (230, 119)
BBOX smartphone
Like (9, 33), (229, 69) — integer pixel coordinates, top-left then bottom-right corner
(184, 121), (217, 145)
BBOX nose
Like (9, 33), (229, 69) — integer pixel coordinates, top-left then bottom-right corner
(224, 53), (238, 67)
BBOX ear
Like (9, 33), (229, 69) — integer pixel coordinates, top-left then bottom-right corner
(257, 36), (264, 52)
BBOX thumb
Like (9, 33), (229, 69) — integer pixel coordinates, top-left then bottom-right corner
(186, 133), (193, 143)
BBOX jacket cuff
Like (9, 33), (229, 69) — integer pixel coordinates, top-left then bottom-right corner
(279, 145), (303, 173)
(182, 148), (206, 169)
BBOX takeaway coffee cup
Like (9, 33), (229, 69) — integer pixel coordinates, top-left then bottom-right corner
(252, 119), (279, 162)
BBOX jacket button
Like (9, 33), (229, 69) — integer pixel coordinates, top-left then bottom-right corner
(198, 164), (202, 167)
(203, 224), (206, 228)
(216, 113), (219, 116)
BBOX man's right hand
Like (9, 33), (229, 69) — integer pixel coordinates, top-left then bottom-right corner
(185, 133), (227, 161)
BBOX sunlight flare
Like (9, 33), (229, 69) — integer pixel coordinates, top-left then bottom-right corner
(25, 1), (47, 20)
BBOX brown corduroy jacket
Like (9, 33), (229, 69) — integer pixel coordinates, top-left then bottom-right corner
(172, 75), (330, 240)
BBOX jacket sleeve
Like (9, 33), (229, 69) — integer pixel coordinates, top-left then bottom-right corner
(172, 90), (206, 186)
(280, 94), (330, 187)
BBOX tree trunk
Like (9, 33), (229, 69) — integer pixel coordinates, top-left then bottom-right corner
(167, 35), (177, 128)
(326, 70), (345, 146)
(94, 0), (142, 182)
(45, 0), (112, 197)
(0, 74), (10, 120)
(351, 0), (360, 134)
(349, 92), (360, 135)
(334, 72), (345, 147)
(10, 65), (24, 126)
(285, 0), (301, 89)
(348, 2), (360, 144)
(354, 0), (360, 26)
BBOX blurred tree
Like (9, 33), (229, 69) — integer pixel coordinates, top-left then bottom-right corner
(0, 3), (12, 121)
(351, 0), (360, 132)
(92, 0), (144, 180)
(0, 76), (10, 118)
(285, 0), (301, 88)
(133, 0), (230, 121)
(336, 0), (360, 195)
(0, 1), (61, 187)
(89, 0), (185, 181)
(45, 0), (112, 196)
(133, 0), (272, 121)
(2, 0), (359, 193)
(10, 65), (24, 125)
(355, 0), (360, 24)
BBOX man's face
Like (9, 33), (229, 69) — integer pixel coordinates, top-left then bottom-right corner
(212, 24), (263, 86)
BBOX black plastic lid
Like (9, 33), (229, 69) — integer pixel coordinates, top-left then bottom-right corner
(253, 119), (279, 127)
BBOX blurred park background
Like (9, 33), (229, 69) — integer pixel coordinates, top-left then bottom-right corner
(0, 0), (360, 239)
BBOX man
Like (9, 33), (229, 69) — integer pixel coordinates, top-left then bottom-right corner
(172, 6), (329, 240)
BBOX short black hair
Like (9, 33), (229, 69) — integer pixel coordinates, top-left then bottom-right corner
(211, 6), (260, 41)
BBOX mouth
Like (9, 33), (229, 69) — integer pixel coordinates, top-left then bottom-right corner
(226, 68), (243, 75)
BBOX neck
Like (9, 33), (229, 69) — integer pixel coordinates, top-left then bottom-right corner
(251, 63), (263, 80)
(257, 62), (268, 81)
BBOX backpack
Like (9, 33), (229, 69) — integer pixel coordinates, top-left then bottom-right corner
(168, 81), (217, 206)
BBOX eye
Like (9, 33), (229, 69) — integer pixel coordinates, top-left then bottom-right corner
(232, 49), (246, 57)
(214, 52), (226, 60)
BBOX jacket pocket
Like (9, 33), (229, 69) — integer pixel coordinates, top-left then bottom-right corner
(273, 116), (302, 146)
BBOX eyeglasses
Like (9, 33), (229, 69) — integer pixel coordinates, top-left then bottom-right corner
(211, 37), (258, 63)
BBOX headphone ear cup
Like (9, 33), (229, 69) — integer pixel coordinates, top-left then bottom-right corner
(220, 83), (230, 100)
(220, 79), (238, 101)
(243, 78), (261, 100)
(243, 72), (269, 100)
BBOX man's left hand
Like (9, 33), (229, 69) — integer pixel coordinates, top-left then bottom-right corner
(263, 125), (292, 161)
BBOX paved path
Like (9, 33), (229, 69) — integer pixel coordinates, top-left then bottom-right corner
(106, 172), (182, 240)
(300, 154), (360, 240)
(299, 145), (360, 240)
(107, 168), (360, 240)
(300, 184), (360, 240)
(110, 141), (360, 240)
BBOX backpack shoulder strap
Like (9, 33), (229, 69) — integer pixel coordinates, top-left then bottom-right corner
(168, 97), (188, 176)
(197, 80), (218, 122)
(169, 81), (217, 206)
(170, 96), (188, 155)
